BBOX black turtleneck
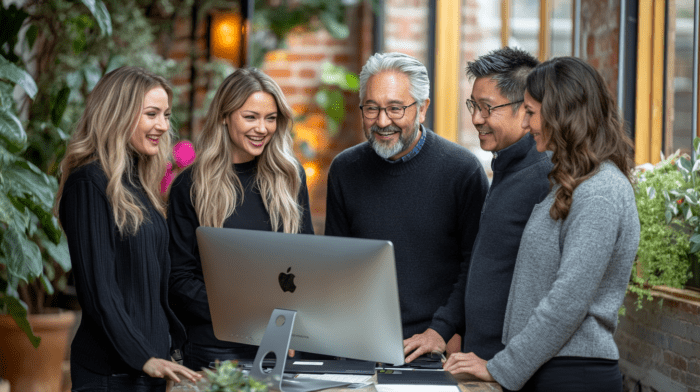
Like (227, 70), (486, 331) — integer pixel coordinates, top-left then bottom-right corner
(167, 160), (314, 347)
(59, 159), (185, 375)
(462, 133), (552, 360)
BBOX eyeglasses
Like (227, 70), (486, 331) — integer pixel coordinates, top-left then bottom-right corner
(359, 102), (417, 119)
(465, 99), (523, 118)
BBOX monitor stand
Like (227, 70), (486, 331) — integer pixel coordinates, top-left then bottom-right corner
(249, 309), (351, 392)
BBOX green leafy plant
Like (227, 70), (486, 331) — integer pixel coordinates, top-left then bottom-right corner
(203, 360), (269, 392)
(0, 0), (114, 348)
(314, 62), (359, 136)
(251, 0), (353, 67)
(630, 140), (700, 310)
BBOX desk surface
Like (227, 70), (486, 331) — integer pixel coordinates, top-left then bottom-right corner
(170, 373), (503, 391)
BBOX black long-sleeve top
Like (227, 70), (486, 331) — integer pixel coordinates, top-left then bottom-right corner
(167, 159), (314, 347)
(324, 128), (489, 342)
(59, 160), (186, 375)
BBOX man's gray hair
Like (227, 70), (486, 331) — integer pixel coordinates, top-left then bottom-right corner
(466, 47), (539, 112)
(359, 52), (430, 107)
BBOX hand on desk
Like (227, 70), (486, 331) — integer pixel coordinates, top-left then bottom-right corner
(402, 328), (446, 363)
(443, 352), (495, 382)
(142, 357), (202, 383)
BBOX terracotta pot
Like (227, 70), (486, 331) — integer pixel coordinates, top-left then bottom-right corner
(0, 311), (76, 392)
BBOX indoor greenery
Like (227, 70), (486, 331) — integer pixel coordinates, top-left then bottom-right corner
(0, 0), (113, 348)
(1, 0), (178, 348)
(202, 360), (269, 392)
(630, 138), (700, 310)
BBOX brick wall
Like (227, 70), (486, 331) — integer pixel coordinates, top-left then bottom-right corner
(615, 292), (700, 392)
(579, 0), (620, 99)
(383, 0), (430, 65)
(260, 4), (372, 232)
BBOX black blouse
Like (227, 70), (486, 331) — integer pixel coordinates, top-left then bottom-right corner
(167, 160), (314, 347)
(60, 160), (186, 375)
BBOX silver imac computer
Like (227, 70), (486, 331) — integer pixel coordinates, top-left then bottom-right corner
(196, 226), (405, 392)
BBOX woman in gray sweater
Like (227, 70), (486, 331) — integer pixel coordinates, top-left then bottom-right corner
(445, 57), (639, 392)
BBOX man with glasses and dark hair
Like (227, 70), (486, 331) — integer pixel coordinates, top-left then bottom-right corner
(324, 52), (489, 363)
(446, 47), (552, 369)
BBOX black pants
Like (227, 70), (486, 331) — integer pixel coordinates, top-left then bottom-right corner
(503, 357), (622, 392)
(71, 362), (166, 392)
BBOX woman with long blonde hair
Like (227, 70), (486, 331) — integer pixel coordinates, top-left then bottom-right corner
(56, 66), (200, 391)
(168, 67), (313, 369)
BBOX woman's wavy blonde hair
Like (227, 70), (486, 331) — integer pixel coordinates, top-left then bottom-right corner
(191, 67), (302, 233)
(525, 56), (634, 221)
(55, 66), (173, 235)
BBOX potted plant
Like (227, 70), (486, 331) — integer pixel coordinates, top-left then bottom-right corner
(201, 360), (269, 392)
(630, 138), (700, 310)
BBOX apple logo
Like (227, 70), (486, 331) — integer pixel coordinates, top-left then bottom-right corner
(278, 267), (296, 293)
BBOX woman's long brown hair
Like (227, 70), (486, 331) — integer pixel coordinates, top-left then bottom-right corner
(526, 57), (635, 221)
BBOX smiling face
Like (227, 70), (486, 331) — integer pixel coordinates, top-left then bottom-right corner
(362, 71), (429, 160)
(226, 91), (278, 164)
(522, 90), (547, 152)
(470, 77), (527, 152)
(130, 87), (170, 156)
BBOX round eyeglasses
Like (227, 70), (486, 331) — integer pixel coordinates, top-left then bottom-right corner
(359, 102), (417, 119)
(465, 99), (523, 118)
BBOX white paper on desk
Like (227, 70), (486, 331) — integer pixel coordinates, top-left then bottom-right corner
(375, 385), (460, 392)
(293, 374), (373, 383)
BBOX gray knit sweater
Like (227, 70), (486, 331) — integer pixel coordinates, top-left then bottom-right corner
(487, 161), (640, 390)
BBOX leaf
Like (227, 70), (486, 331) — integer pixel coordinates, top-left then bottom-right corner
(647, 187), (656, 199)
(690, 240), (700, 254)
(18, 195), (62, 244)
(679, 157), (692, 173)
(0, 56), (37, 99)
(4, 164), (56, 209)
(0, 296), (41, 348)
(79, 0), (113, 37)
(692, 158), (700, 174)
(318, 12), (349, 40)
(25, 24), (39, 50)
(665, 210), (673, 224)
(43, 234), (71, 273)
(683, 204), (692, 220)
(51, 87), (71, 127)
(1, 226), (43, 283)
(0, 107), (27, 152)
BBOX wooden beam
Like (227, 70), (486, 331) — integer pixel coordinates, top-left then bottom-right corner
(539, 0), (551, 62)
(434, 0), (461, 142)
(650, 0), (665, 162)
(501, 0), (510, 48)
(635, 0), (654, 165)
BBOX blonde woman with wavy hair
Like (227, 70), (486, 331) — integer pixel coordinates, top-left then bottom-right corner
(168, 67), (313, 369)
(56, 66), (200, 391)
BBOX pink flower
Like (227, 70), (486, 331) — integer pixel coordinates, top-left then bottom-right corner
(173, 140), (196, 168)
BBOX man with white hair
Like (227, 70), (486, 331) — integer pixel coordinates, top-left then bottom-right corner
(324, 52), (489, 362)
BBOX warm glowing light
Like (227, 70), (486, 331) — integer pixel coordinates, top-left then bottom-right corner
(303, 162), (322, 190)
(210, 12), (243, 65)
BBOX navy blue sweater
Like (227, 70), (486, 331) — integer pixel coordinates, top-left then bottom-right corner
(462, 134), (552, 360)
(325, 129), (489, 342)
(60, 160), (186, 375)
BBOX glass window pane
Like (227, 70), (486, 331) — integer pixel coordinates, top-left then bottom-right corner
(458, 0), (506, 175)
(550, 0), (573, 57)
(664, 0), (696, 157)
(510, 0), (539, 58)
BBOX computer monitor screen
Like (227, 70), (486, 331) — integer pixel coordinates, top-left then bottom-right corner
(196, 226), (405, 366)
